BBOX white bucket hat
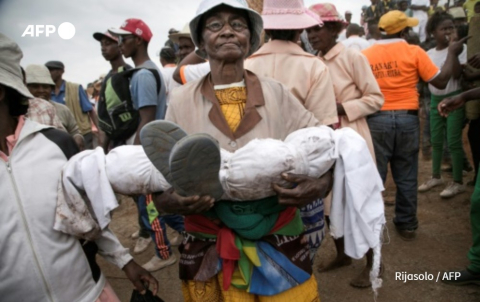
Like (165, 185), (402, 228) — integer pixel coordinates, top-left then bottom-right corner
(262, 0), (321, 30)
(0, 33), (33, 99)
(189, 0), (263, 58)
(25, 64), (55, 86)
(169, 23), (192, 44)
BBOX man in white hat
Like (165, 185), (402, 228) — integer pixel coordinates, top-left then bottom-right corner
(169, 23), (196, 62)
(25, 64), (84, 150)
(0, 33), (158, 302)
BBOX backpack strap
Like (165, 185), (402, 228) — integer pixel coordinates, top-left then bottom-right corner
(123, 67), (162, 94)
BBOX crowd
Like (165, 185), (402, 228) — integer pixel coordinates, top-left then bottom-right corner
(1, 0), (480, 301)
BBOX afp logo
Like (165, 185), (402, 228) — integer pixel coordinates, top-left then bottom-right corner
(22, 22), (76, 40)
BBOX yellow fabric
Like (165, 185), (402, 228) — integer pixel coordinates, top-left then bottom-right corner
(182, 274), (320, 302)
(215, 86), (247, 132)
(371, 5), (376, 13)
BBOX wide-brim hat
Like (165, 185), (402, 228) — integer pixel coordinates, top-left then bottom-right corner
(448, 7), (467, 19)
(93, 31), (118, 42)
(378, 10), (419, 35)
(189, 0), (264, 58)
(309, 3), (348, 25)
(262, 0), (321, 30)
(169, 23), (192, 44)
(0, 33), (33, 99)
(25, 64), (55, 86)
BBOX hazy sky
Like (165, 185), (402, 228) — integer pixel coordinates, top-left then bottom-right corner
(0, 0), (370, 87)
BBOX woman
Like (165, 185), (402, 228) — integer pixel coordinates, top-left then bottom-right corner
(244, 0), (337, 263)
(154, 0), (332, 300)
(418, 11), (467, 198)
(307, 3), (384, 288)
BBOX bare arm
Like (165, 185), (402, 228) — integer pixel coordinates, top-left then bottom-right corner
(438, 87), (480, 117)
(429, 37), (470, 89)
(133, 106), (156, 145)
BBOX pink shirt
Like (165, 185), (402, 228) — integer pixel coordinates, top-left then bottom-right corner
(0, 116), (25, 162)
(319, 43), (384, 158)
(245, 40), (338, 126)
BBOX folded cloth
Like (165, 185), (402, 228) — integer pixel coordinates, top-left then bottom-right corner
(329, 127), (385, 292)
(55, 147), (117, 239)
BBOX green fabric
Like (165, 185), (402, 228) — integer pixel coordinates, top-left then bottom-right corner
(146, 201), (159, 224)
(430, 91), (465, 182)
(468, 163), (480, 274)
(205, 196), (303, 240)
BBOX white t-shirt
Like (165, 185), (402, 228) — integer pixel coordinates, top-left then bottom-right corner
(341, 36), (371, 51)
(180, 62), (211, 83)
(411, 0), (430, 20)
(337, 29), (347, 42)
(160, 66), (181, 105)
(427, 45), (467, 96)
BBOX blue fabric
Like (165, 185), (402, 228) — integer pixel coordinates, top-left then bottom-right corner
(367, 111), (420, 230)
(249, 241), (311, 296)
(161, 214), (185, 233)
(50, 81), (93, 113)
(300, 198), (324, 262)
(137, 195), (172, 258)
(130, 60), (167, 120)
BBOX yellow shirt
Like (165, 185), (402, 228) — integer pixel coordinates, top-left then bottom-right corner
(464, 0), (478, 21)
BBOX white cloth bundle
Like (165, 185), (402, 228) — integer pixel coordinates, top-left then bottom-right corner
(105, 145), (171, 195)
(220, 126), (336, 200)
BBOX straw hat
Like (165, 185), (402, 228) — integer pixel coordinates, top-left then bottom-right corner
(169, 23), (192, 44)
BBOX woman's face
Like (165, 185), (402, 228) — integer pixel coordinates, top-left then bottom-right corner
(199, 6), (251, 62)
(306, 25), (336, 53)
(433, 19), (455, 46)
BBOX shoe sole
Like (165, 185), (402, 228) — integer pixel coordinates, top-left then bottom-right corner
(170, 134), (224, 200)
(140, 121), (187, 184)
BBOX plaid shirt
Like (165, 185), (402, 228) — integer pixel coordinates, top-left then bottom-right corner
(27, 98), (66, 131)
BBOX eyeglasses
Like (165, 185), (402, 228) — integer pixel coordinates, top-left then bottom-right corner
(118, 35), (135, 45)
(204, 20), (248, 33)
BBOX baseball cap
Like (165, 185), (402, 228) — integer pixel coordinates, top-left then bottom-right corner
(93, 31), (118, 42)
(45, 60), (65, 70)
(108, 18), (153, 42)
(378, 10), (419, 35)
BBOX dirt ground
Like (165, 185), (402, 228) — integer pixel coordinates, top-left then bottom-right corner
(98, 126), (480, 302)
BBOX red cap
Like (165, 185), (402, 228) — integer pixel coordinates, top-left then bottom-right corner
(108, 18), (153, 42)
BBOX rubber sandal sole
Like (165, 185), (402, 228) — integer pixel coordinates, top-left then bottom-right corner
(169, 133), (224, 200)
(140, 120), (187, 184)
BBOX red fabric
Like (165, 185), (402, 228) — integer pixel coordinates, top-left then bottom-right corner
(270, 207), (298, 233)
(184, 207), (297, 291)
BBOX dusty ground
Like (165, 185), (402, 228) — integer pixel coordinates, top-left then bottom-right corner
(98, 125), (480, 302)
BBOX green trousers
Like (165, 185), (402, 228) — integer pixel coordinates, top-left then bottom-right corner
(430, 91), (465, 183)
(468, 163), (480, 274)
